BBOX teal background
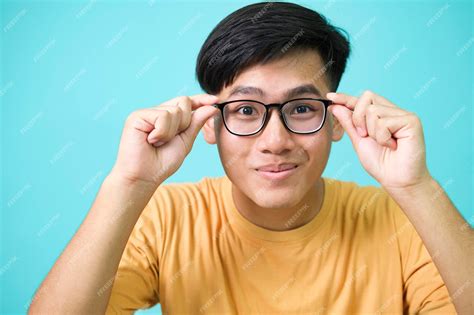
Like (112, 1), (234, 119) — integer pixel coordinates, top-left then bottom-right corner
(1, 0), (472, 314)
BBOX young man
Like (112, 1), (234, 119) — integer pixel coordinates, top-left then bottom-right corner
(29, 2), (473, 314)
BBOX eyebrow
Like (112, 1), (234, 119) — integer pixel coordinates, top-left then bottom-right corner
(227, 83), (323, 100)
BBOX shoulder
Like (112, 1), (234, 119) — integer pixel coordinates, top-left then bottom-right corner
(142, 176), (226, 229)
(148, 176), (225, 210)
(324, 177), (389, 213)
(324, 177), (407, 234)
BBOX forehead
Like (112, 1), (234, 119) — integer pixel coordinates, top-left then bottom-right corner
(221, 49), (330, 99)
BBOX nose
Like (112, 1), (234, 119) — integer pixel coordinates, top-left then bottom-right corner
(255, 108), (296, 155)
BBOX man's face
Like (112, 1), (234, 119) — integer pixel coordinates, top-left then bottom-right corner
(203, 49), (344, 209)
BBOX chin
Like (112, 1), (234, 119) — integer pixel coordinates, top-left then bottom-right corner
(252, 190), (301, 209)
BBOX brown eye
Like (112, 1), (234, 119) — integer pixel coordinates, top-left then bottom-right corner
(290, 104), (316, 115)
(239, 106), (255, 115)
(295, 105), (310, 114)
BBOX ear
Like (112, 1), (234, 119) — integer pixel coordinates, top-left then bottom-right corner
(329, 109), (344, 142)
(202, 115), (217, 144)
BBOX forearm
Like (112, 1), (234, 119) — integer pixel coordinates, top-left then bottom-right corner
(386, 177), (474, 314)
(28, 172), (159, 314)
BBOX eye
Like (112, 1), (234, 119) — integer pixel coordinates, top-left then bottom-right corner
(238, 106), (256, 115)
(291, 105), (314, 114)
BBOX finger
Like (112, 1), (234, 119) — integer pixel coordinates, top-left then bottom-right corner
(169, 96), (214, 135)
(164, 106), (182, 141)
(148, 108), (182, 144)
(352, 91), (374, 137)
(375, 117), (400, 150)
(327, 90), (398, 109)
(189, 94), (220, 110)
(374, 114), (421, 150)
(127, 108), (164, 134)
(366, 104), (408, 139)
(155, 102), (192, 134)
(153, 106), (188, 136)
(359, 90), (397, 108)
(159, 94), (218, 111)
(370, 93), (397, 108)
(177, 101), (192, 132)
(162, 94), (218, 132)
(164, 98), (191, 132)
(180, 105), (219, 152)
(326, 92), (358, 109)
(146, 110), (172, 144)
(151, 93), (216, 142)
(329, 104), (361, 147)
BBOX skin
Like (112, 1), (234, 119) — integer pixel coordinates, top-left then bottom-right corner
(203, 49), (344, 231)
(28, 94), (220, 313)
(327, 91), (473, 314)
(29, 48), (472, 314)
(204, 49), (473, 313)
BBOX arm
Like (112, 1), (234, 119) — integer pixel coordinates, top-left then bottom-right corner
(327, 90), (473, 315)
(28, 173), (159, 314)
(28, 94), (219, 314)
(386, 177), (474, 314)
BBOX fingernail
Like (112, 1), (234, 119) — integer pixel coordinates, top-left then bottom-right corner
(327, 92), (337, 98)
(153, 141), (165, 147)
(387, 138), (397, 149)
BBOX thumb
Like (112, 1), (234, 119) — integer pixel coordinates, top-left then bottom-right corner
(181, 105), (219, 147)
(330, 105), (361, 145)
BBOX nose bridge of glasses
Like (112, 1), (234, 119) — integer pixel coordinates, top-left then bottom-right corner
(261, 103), (289, 134)
(264, 103), (284, 117)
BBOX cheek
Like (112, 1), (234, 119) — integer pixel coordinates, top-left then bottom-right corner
(216, 129), (250, 174)
(300, 133), (332, 172)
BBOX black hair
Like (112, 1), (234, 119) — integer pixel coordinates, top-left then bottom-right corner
(196, 1), (351, 95)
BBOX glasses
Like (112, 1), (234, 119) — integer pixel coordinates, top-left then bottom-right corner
(213, 98), (332, 136)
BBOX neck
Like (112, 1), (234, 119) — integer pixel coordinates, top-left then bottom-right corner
(232, 178), (325, 232)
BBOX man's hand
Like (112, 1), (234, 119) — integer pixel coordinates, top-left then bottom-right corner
(328, 90), (474, 315)
(111, 94), (219, 186)
(326, 90), (432, 191)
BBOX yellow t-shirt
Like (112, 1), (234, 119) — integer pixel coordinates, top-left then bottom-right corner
(106, 176), (456, 314)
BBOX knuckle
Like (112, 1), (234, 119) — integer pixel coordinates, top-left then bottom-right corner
(375, 118), (385, 128)
(159, 109), (171, 119)
(153, 119), (168, 135)
(412, 116), (421, 126)
(410, 113), (421, 122)
(181, 101), (192, 112)
(352, 111), (364, 125)
(177, 95), (190, 101)
(367, 104), (377, 113)
(171, 106), (183, 115)
(404, 112), (420, 124)
(153, 127), (166, 139)
(181, 114), (192, 130)
(362, 90), (374, 98)
(176, 95), (191, 106)
(125, 110), (142, 123)
(125, 112), (136, 122)
(376, 128), (388, 141)
(348, 97), (358, 107)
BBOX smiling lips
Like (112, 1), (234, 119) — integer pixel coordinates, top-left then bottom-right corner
(257, 163), (298, 172)
(256, 163), (299, 180)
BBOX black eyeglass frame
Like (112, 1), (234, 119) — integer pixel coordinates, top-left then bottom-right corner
(213, 98), (333, 136)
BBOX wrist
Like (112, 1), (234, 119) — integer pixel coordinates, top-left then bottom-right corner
(384, 174), (438, 202)
(106, 169), (161, 193)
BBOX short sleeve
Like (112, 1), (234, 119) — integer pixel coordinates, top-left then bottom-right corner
(387, 195), (457, 314)
(105, 190), (163, 314)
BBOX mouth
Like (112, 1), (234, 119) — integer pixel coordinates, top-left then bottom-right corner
(255, 164), (299, 181)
